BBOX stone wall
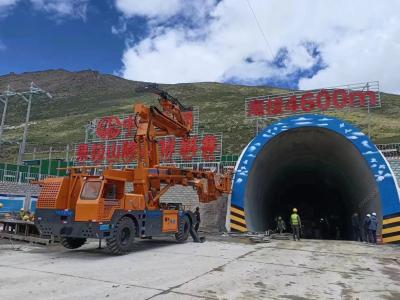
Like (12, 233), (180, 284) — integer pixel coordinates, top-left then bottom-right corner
(161, 185), (228, 232)
(388, 159), (400, 185)
(0, 181), (40, 196)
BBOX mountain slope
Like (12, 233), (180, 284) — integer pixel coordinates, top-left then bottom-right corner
(0, 69), (399, 162)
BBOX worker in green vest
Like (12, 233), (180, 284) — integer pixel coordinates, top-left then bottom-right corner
(290, 208), (302, 241)
(19, 208), (26, 220)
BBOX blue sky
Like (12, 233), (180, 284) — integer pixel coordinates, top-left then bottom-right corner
(0, 1), (132, 74)
(0, 1), (399, 93)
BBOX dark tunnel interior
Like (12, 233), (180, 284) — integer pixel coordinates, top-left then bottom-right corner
(245, 127), (382, 240)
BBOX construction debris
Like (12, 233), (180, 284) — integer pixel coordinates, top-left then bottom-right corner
(222, 231), (272, 243)
(270, 232), (293, 240)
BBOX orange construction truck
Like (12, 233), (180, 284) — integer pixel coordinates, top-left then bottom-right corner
(34, 86), (232, 254)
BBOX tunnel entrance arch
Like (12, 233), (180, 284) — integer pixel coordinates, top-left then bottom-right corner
(229, 114), (400, 243)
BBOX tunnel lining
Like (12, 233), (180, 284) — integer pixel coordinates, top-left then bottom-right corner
(230, 114), (400, 243)
(244, 127), (381, 239)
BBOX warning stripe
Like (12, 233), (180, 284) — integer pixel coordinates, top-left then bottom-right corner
(383, 235), (400, 244)
(383, 216), (400, 225)
(382, 221), (400, 229)
(231, 223), (247, 232)
(382, 226), (400, 235)
(231, 214), (246, 225)
(230, 205), (247, 232)
(230, 206), (245, 217)
(382, 213), (400, 243)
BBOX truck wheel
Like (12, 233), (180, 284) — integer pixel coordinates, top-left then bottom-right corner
(60, 237), (87, 249)
(106, 217), (136, 255)
(175, 215), (190, 243)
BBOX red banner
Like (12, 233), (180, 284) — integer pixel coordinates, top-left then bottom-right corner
(75, 134), (222, 164)
(245, 82), (380, 119)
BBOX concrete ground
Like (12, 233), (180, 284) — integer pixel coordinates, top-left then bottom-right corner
(0, 236), (399, 300)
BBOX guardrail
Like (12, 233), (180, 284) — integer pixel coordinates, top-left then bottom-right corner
(160, 161), (237, 173)
(0, 169), (55, 184)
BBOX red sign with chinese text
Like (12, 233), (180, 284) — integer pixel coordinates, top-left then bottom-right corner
(75, 134), (222, 165)
(93, 110), (197, 142)
(245, 82), (380, 119)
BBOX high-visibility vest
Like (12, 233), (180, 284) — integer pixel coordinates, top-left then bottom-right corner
(291, 213), (300, 225)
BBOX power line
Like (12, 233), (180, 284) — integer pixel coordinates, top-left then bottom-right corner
(245, 0), (275, 60)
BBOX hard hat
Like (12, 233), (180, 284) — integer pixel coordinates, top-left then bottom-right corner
(367, 214), (371, 217)
(293, 208), (298, 212)
(0, 203), (3, 208)
(20, 208), (24, 211)
(372, 212), (376, 216)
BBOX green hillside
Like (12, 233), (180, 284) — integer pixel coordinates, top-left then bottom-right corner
(0, 69), (399, 162)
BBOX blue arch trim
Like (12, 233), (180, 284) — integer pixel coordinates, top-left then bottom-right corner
(231, 114), (400, 217)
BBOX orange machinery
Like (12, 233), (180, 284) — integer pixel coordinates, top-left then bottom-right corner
(35, 86), (232, 254)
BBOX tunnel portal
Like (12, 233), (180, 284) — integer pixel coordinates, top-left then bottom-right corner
(229, 114), (400, 243)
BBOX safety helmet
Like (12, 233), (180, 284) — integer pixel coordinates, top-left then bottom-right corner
(367, 214), (371, 217)
(372, 212), (376, 216)
(0, 203), (3, 208)
(293, 208), (298, 212)
(20, 208), (24, 211)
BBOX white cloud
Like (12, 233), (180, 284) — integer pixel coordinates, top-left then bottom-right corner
(30, 0), (89, 21)
(115, 0), (183, 20)
(0, 0), (89, 20)
(111, 18), (127, 35)
(114, 0), (216, 23)
(117, 0), (400, 93)
(0, 0), (18, 16)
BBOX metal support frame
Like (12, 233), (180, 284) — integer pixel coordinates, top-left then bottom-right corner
(0, 82), (52, 165)
(0, 85), (10, 151)
(18, 90), (33, 165)
(0, 83), (51, 164)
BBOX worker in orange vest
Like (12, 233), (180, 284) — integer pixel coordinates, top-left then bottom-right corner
(290, 208), (302, 241)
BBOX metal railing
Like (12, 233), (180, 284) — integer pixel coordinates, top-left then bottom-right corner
(0, 169), (55, 184)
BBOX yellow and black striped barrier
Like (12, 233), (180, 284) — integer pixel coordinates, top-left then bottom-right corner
(382, 212), (400, 244)
(230, 204), (247, 232)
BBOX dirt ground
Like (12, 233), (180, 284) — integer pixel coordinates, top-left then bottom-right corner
(0, 235), (399, 300)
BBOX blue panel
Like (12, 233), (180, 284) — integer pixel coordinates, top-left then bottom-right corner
(30, 197), (38, 213)
(55, 210), (73, 217)
(231, 114), (400, 216)
(0, 196), (24, 213)
(100, 224), (110, 231)
(146, 210), (162, 217)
